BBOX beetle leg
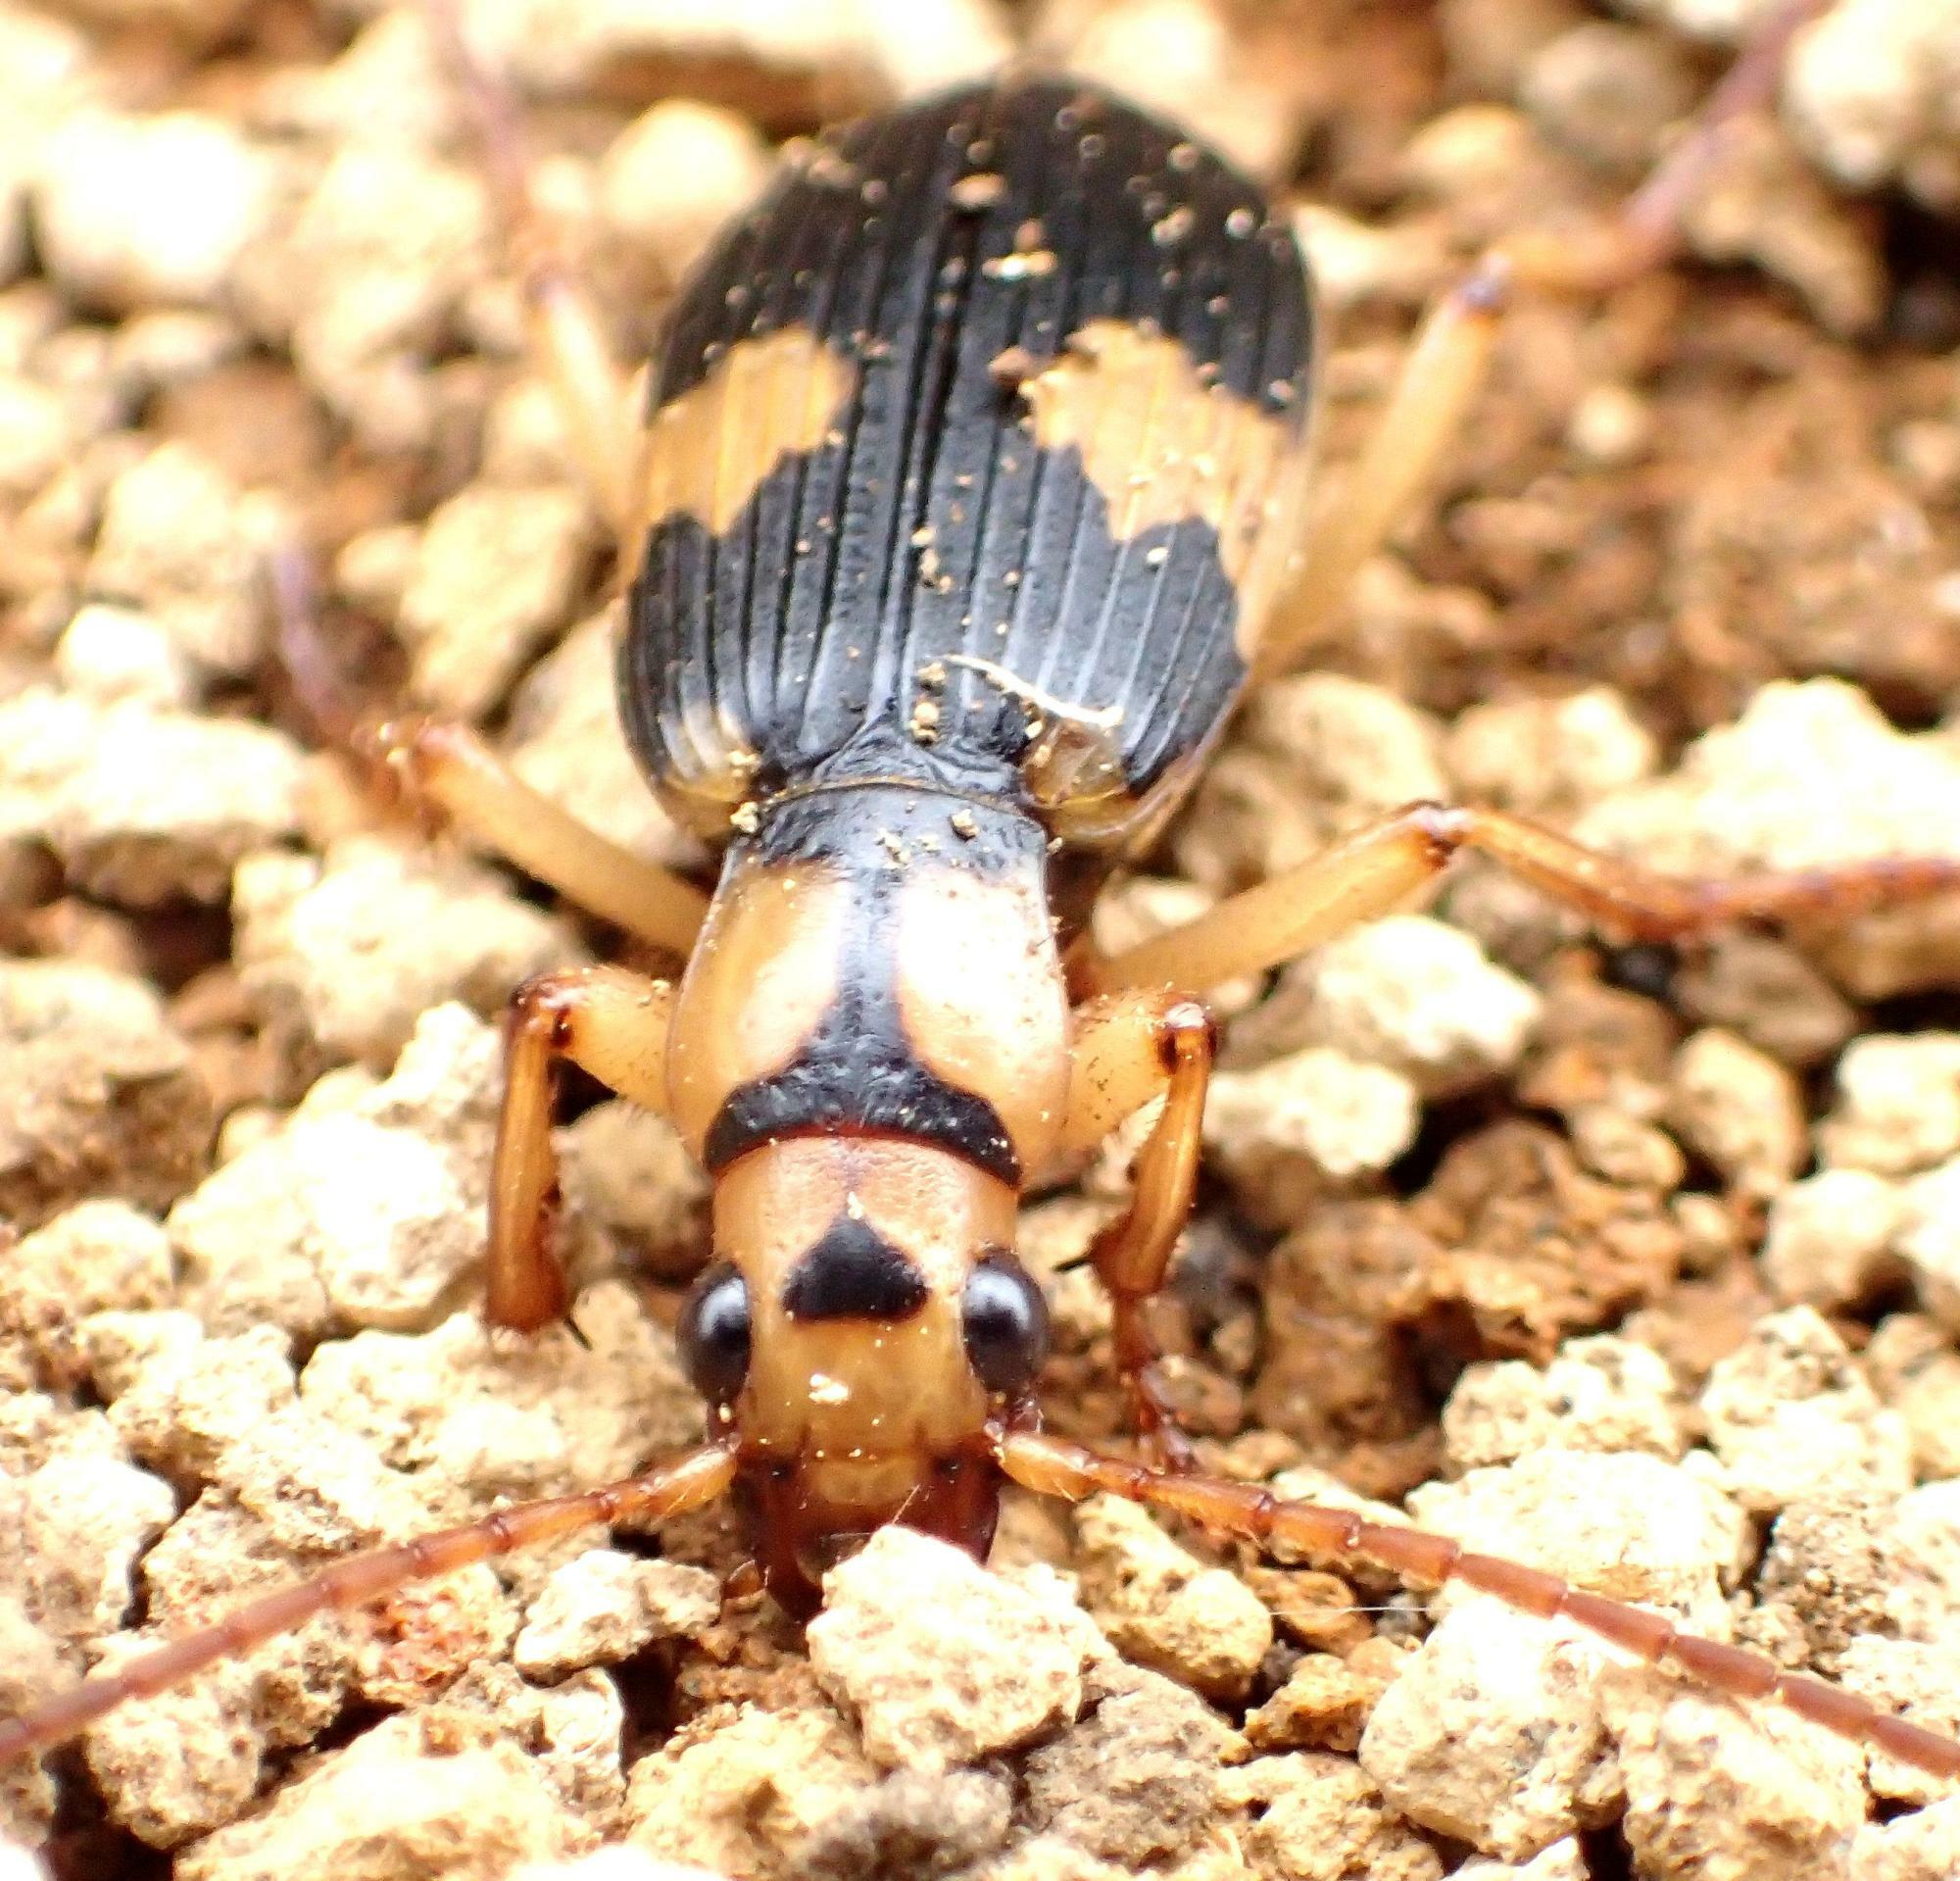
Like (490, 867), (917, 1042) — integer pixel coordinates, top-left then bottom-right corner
(996, 1424), (1960, 1784)
(273, 544), (711, 954)
(1054, 993), (1216, 1463)
(1083, 800), (1960, 997)
(1255, 256), (1508, 682)
(0, 1442), (737, 1766)
(1256, 0), (1827, 680)
(1500, 0), (1831, 296)
(366, 713), (710, 955)
(422, 0), (642, 553)
(492, 965), (676, 1331)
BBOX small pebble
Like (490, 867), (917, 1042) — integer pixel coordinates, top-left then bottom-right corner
(1230, 915), (1542, 1099)
(514, 1550), (719, 1680)
(1699, 1308), (1913, 1514)
(1399, 102), (1541, 204)
(1866, 1314), (1960, 1480)
(1444, 687), (1656, 817)
(1850, 1796), (1960, 1881)
(85, 442), (278, 678)
(1615, 1686), (1866, 1881)
(1666, 1027), (1806, 1198)
(268, 144), (488, 452)
(1359, 1605), (1613, 1860)
(1818, 1035), (1960, 1176)
(298, 1277), (700, 1507)
(1223, 1752), (1444, 1881)
(1520, 22), (1696, 176)
(0, 374), (82, 501)
(0, 686), (304, 905)
(1578, 682), (1960, 1000)
(1, 1199), (173, 1362)
(1172, 747), (1327, 891)
(808, 1527), (1090, 1773)
(1039, 0), (1294, 177)
(558, 1099), (709, 1280)
(1670, 931), (1857, 1071)
(1786, 0), (1960, 212)
(1566, 1103), (1687, 1192)
(0, 959), (210, 1231)
(1452, 1842), (1588, 1881)
(52, 604), (194, 708)
(32, 109), (275, 313)
(1894, 1158), (1960, 1336)
(1409, 1448), (1751, 1631)
(1241, 673), (1449, 819)
(1759, 1168), (1906, 1312)
(1073, 1494), (1272, 1702)
(1204, 1047), (1420, 1227)
(625, 1694), (880, 1874)
(173, 1712), (575, 1881)
(1245, 1648), (1398, 1755)
(232, 836), (579, 1072)
(13, 1449), (175, 1642)
(166, 1003), (499, 1338)
(396, 484), (595, 718)
(514, 1856), (731, 1881)
(1442, 1334), (1687, 1470)
(1838, 1635), (1960, 1807)
(504, 611), (704, 873)
(1020, 1658), (1245, 1869)
(598, 101), (771, 284)
(1564, 381), (1654, 468)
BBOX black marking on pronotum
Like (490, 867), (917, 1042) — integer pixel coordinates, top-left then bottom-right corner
(781, 1215), (932, 1322)
(702, 780), (1034, 1186)
(704, 1010), (1019, 1184)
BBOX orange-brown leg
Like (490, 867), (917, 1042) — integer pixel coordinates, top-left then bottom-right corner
(272, 546), (710, 956)
(0, 1444), (736, 1766)
(1084, 801), (1960, 998)
(1501, 0), (1831, 295)
(1054, 992), (1217, 1460)
(1256, 258), (1509, 681)
(1256, 0), (1826, 681)
(367, 714), (708, 956)
(491, 965), (675, 1331)
(995, 1426), (1960, 1784)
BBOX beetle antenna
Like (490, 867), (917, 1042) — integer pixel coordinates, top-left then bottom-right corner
(995, 1426), (1960, 1784)
(0, 1444), (737, 1765)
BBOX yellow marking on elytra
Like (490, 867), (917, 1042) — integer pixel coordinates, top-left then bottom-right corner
(1017, 319), (1314, 657)
(643, 325), (858, 536)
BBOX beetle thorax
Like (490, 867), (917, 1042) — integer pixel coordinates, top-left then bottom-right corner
(663, 783), (1075, 1185)
(661, 782), (1070, 1600)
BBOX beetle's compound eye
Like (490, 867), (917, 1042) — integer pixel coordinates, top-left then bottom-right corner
(678, 1262), (752, 1405)
(960, 1250), (1050, 1396)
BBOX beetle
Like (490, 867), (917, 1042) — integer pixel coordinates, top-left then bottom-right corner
(9, 17), (1960, 1811)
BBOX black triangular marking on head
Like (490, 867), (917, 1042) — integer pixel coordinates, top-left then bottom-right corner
(781, 1213), (931, 1322)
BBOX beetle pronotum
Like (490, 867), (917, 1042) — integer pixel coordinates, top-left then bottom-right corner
(10, 0), (1960, 1857)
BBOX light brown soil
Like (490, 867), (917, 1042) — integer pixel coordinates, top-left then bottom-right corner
(4, 3), (1960, 1880)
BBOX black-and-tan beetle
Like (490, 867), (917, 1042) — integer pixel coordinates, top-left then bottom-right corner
(9, 8), (1960, 1789)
